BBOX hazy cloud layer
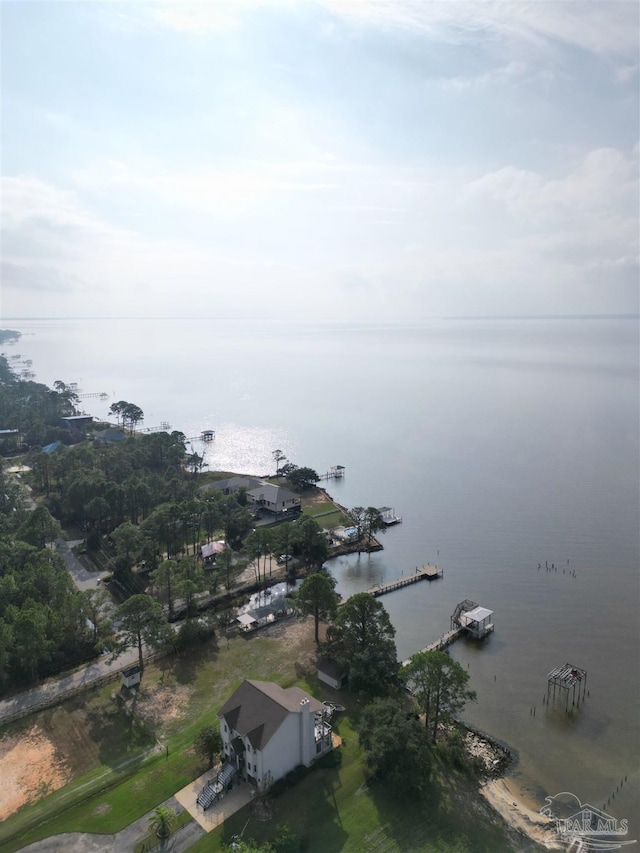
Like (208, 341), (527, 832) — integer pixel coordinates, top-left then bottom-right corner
(1, 1), (638, 319)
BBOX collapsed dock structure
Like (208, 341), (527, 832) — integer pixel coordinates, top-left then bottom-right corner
(547, 663), (587, 710)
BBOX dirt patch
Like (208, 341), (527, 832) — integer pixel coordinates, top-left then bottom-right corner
(92, 802), (112, 816)
(135, 680), (194, 726)
(0, 725), (71, 820)
(259, 616), (319, 673)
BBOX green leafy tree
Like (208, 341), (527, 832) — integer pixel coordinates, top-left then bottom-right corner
(292, 516), (328, 569)
(358, 697), (431, 795)
(325, 592), (398, 695)
(108, 400), (128, 427)
(272, 449), (287, 479)
(80, 588), (114, 649)
(12, 603), (52, 682)
(150, 558), (178, 617)
(362, 507), (386, 541)
(218, 548), (235, 591)
(404, 650), (477, 743)
(285, 466), (319, 490)
(176, 555), (205, 617)
(113, 594), (169, 675)
(111, 522), (143, 566)
(16, 504), (62, 548)
(349, 506), (365, 540)
(220, 495), (253, 546)
(85, 495), (110, 532)
(123, 403), (144, 433)
(194, 724), (222, 769)
(296, 572), (338, 643)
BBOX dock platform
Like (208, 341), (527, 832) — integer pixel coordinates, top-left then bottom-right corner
(368, 564), (442, 598)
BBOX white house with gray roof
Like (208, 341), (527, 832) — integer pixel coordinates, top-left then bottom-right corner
(217, 679), (332, 787)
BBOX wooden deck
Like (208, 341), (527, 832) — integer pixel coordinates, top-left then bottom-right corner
(368, 564), (442, 598)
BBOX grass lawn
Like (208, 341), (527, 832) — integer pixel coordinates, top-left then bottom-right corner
(301, 492), (351, 530)
(0, 619), (539, 853)
(185, 715), (538, 853)
(0, 620), (318, 853)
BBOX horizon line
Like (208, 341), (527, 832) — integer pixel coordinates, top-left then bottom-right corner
(2, 313), (639, 322)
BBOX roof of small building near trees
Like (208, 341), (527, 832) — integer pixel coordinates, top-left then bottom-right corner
(317, 657), (346, 680)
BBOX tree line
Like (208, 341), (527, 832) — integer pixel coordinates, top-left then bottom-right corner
(294, 572), (477, 797)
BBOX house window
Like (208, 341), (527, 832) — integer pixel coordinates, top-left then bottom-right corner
(254, 764), (257, 772)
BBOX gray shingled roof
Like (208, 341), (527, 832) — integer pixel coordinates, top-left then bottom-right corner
(247, 484), (298, 504)
(218, 679), (324, 750)
(200, 476), (264, 494)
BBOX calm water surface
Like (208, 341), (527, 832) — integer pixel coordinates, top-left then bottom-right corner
(7, 317), (639, 841)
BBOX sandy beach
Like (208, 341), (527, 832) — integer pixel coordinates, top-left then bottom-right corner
(481, 776), (562, 850)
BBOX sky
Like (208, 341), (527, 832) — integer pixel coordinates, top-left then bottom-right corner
(1, 0), (638, 321)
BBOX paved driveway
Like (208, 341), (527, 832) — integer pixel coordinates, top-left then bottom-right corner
(55, 539), (110, 592)
(16, 797), (205, 853)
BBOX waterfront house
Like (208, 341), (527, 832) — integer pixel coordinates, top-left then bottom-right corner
(61, 414), (94, 428)
(245, 484), (301, 519)
(218, 680), (332, 787)
(199, 475), (263, 496)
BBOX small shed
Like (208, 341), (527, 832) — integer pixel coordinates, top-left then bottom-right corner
(317, 657), (347, 690)
(121, 664), (141, 689)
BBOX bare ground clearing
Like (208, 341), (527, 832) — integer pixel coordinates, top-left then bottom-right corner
(0, 725), (71, 820)
(0, 616), (322, 826)
(134, 680), (194, 726)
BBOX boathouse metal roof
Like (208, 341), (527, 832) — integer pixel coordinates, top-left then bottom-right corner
(462, 606), (493, 623)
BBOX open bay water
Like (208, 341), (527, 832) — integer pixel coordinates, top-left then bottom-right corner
(7, 316), (639, 842)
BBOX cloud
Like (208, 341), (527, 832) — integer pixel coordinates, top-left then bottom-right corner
(317, 0), (639, 58)
(1, 176), (215, 309)
(465, 147), (638, 224)
(436, 60), (531, 91)
(0, 260), (77, 293)
(117, 1), (638, 59)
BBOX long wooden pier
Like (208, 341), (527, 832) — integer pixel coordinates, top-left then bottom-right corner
(401, 628), (464, 666)
(368, 564), (442, 598)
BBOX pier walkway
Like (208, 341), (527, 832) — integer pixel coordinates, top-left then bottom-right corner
(402, 628), (464, 666)
(368, 564), (442, 598)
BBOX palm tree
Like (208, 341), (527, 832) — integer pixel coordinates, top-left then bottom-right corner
(148, 805), (177, 839)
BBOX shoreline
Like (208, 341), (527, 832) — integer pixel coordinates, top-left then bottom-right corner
(481, 774), (562, 850)
(460, 724), (561, 850)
